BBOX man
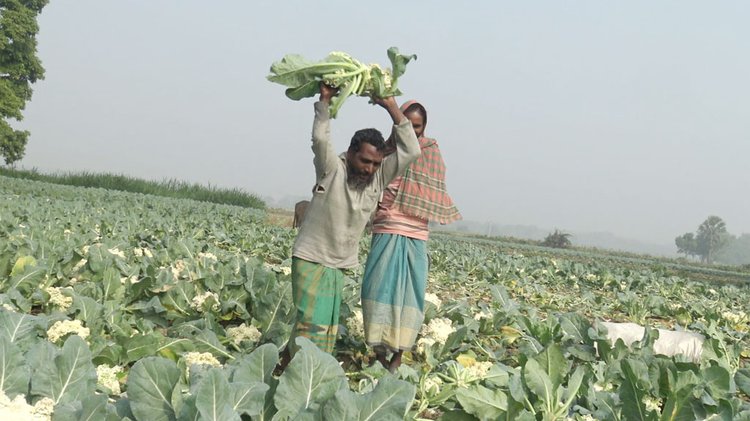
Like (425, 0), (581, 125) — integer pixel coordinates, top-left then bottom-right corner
(279, 83), (420, 369)
(292, 199), (310, 228)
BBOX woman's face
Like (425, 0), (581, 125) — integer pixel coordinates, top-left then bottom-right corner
(404, 110), (425, 138)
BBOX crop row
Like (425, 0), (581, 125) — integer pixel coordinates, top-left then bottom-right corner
(1, 176), (749, 420)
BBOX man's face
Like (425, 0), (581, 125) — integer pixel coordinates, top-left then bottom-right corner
(347, 143), (383, 190)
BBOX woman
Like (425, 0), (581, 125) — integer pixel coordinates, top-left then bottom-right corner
(360, 100), (461, 371)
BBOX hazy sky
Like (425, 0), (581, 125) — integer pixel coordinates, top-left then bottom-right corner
(16, 1), (750, 246)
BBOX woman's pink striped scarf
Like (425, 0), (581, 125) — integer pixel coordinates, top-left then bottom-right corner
(392, 100), (461, 224)
(393, 136), (461, 224)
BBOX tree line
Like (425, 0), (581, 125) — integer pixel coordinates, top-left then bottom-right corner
(675, 216), (750, 266)
(0, 0), (48, 165)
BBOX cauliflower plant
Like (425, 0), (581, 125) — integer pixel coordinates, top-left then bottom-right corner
(422, 375), (443, 398)
(107, 247), (125, 259)
(182, 352), (222, 381)
(71, 258), (87, 272)
(45, 287), (73, 311)
(171, 259), (188, 280)
(197, 252), (218, 261)
(46, 319), (89, 343)
(424, 293), (442, 309)
(345, 310), (364, 340)
(416, 317), (456, 355)
(190, 291), (220, 312)
(227, 323), (262, 344)
(0, 391), (55, 421)
(263, 262), (292, 276)
(722, 310), (748, 325)
(421, 317), (455, 344)
(416, 337), (437, 355)
(183, 352), (221, 368)
(133, 247), (152, 258)
(463, 360), (493, 380)
(473, 308), (493, 321)
(96, 364), (123, 395)
(643, 396), (662, 412)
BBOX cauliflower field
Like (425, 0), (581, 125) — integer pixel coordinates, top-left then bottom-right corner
(1, 175), (749, 420)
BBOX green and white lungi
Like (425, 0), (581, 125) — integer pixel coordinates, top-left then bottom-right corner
(289, 257), (344, 355)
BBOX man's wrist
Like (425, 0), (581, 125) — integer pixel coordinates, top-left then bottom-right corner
(389, 108), (405, 124)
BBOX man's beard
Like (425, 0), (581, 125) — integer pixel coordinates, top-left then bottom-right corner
(347, 165), (375, 191)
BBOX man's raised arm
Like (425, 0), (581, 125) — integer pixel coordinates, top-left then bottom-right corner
(311, 83), (339, 181)
(372, 96), (420, 182)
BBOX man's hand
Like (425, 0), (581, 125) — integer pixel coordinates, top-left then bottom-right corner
(319, 83), (338, 103)
(371, 96), (397, 110)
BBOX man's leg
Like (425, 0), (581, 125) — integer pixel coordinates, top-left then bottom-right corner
(288, 257), (343, 355)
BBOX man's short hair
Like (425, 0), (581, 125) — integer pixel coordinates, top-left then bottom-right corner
(348, 128), (386, 153)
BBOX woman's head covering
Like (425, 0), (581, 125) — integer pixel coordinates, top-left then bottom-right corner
(400, 100), (427, 130)
(400, 99), (418, 111)
(392, 100), (461, 224)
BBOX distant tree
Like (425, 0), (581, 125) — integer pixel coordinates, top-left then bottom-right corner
(542, 229), (572, 249)
(0, 0), (49, 165)
(674, 232), (698, 259)
(715, 233), (750, 266)
(696, 215), (728, 264)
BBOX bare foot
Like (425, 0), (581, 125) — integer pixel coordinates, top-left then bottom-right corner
(375, 350), (389, 368)
(388, 351), (402, 373)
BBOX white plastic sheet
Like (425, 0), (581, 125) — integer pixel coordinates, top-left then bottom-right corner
(598, 321), (704, 362)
